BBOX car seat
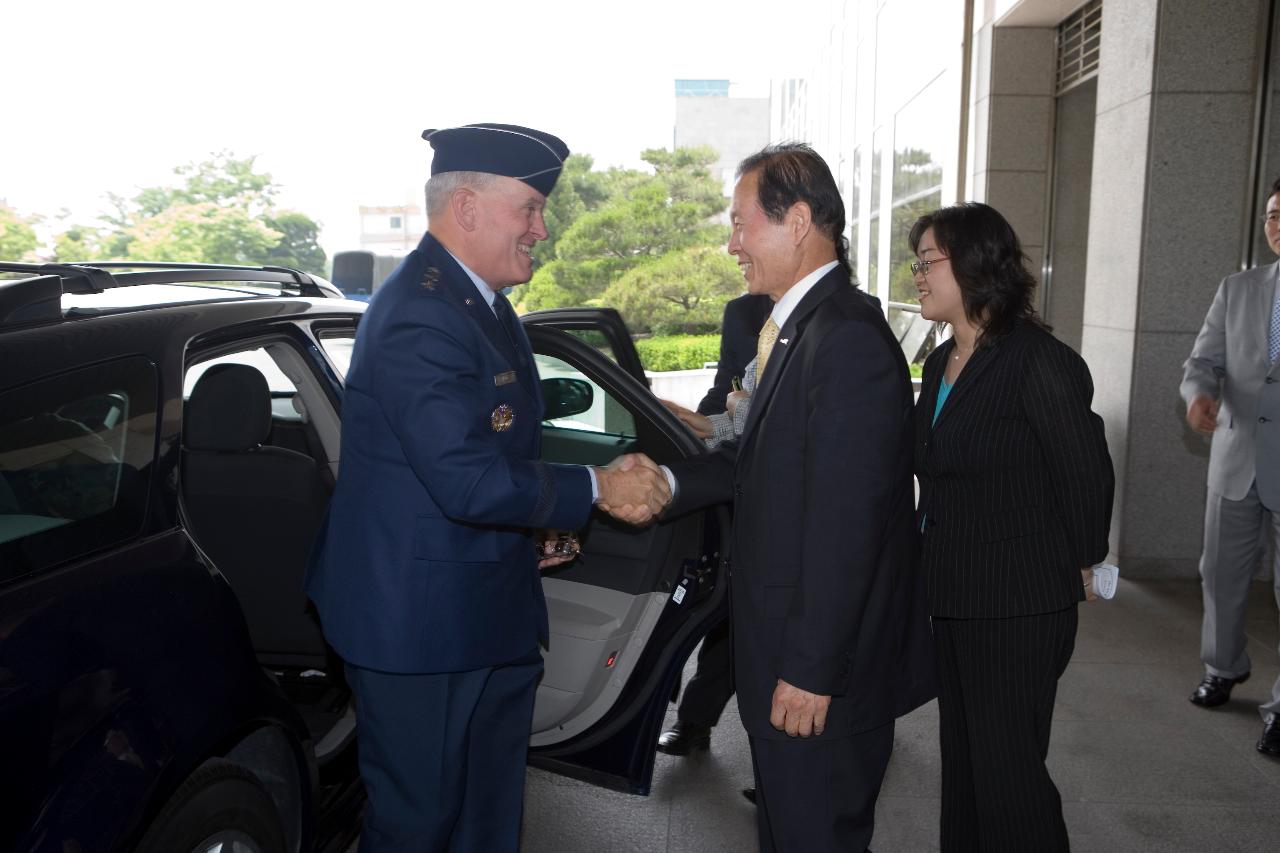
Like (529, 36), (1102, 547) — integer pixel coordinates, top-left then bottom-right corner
(181, 363), (329, 668)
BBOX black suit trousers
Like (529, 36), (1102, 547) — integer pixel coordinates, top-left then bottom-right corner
(932, 607), (1077, 853)
(749, 721), (893, 853)
(676, 617), (734, 728)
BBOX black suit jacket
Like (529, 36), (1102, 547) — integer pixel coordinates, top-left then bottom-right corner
(698, 293), (773, 415)
(669, 268), (936, 740)
(915, 321), (1115, 619)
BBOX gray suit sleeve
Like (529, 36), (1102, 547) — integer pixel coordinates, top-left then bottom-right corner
(1181, 277), (1229, 404)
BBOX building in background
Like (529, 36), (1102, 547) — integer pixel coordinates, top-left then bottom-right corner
(772, 0), (1280, 579)
(358, 204), (425, 256)
(674, 79), (771, 204)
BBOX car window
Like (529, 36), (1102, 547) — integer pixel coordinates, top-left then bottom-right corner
(560, 329), (620, 365)
(316, 330), (356, 380)
(0, 357), (158, 582)
(185, 348), (296, 396)
(535, 353), (636, 438)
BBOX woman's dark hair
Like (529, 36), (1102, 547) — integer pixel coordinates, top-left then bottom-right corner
(907, 202), (1045, 342)
(737, 143), (854, 282)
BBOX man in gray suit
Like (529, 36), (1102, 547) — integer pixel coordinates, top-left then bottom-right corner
(1181, 176), (1280, 757)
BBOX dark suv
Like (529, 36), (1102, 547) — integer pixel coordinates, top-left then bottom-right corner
(0, 263), (728, 853)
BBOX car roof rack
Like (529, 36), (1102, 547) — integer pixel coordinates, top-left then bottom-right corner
(0, 261), (341, 327)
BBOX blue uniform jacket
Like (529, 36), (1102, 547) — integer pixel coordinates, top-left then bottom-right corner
(305, 232), (593, 673)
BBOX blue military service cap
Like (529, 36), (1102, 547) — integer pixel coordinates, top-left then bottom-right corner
(421, 123), (570, 197)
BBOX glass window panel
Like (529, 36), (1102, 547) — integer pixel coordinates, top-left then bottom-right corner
(0, 357), (158, 580)
(317, 330), (356, 380)
(889, 74), (951, 308)
(534, 353), (636, 439)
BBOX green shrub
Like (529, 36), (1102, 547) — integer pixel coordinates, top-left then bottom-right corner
(635, 334), (721, 372)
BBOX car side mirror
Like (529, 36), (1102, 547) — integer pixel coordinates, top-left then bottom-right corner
(541, 377), (593, 419)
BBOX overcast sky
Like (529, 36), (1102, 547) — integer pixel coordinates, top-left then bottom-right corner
(4, 0), (830, 252)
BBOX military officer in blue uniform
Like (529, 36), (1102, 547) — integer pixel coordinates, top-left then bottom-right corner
(306, 123), (668, 853)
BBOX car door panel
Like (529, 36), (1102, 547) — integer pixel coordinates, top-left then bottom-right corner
(539, 427), (638, 466)
(521, 318), (729, 795)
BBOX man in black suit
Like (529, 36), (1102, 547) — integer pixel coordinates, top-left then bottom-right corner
(697, 293), (774, 417)
(631, 144), (935, 852)
(658, 291), (772, 757)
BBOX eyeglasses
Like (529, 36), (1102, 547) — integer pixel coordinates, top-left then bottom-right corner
(1262, 212), (1280, 226)
(910, 257), (949, 276)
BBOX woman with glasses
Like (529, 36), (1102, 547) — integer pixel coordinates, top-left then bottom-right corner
(910, 202), (1114, 852)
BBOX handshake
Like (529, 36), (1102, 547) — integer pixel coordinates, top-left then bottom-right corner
(594, 453), (672, 526)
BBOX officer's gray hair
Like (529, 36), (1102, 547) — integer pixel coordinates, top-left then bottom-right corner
(425, 171), (500, 216)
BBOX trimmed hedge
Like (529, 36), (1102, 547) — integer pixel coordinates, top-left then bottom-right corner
(632, 333), (926, 371)
(635, 334), (721, 372)
(634, 334), (927, 376)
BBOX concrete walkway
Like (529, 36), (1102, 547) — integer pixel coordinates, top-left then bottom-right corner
(521, 579), (1280, 852)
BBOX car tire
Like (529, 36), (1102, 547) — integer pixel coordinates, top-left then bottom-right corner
(134, 759), (286, 853)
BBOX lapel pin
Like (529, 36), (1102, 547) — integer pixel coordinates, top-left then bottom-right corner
(490, 403), (516, 432)
(780, 338), (789, 345)
(464, 298), (475, 305)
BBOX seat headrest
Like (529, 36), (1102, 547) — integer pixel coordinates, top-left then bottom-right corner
(186, 364), (272, 452)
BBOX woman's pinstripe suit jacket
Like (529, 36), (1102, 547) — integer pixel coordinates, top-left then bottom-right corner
(914, 321), (1115, 619)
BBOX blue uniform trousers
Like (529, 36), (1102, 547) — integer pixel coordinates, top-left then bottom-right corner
(348, 651), (543, 853)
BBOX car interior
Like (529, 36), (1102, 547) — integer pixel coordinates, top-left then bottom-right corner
(180, 339), (352, 764)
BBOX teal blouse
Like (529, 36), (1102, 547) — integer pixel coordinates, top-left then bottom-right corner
(933, 377), (953, 425)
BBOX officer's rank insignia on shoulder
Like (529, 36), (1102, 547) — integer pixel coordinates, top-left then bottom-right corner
(421, 266), (441, 290)
(491, 403), (515, 432)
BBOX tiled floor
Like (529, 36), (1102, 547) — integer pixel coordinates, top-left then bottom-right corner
(519, 579), (1280, 852)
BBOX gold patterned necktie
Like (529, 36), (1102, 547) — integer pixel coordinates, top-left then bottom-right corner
(756, 317), (780, 381)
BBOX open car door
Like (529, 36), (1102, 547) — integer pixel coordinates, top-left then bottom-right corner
(521, 307), (648, 385)
(521, 310), (729, 795)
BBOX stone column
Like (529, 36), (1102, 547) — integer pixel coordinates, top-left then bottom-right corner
(1081, 0), (1268, 576)
(983, 27), (1058, 298)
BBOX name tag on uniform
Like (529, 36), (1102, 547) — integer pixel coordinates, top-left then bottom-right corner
(494, 371), (517, 387)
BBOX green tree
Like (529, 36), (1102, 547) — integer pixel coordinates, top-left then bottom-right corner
(643, 145), (726, 217)
(533, 153), (618, 268)
(52, 224), (108, 261)
(123, 202), (282, 265)
(134, 151), (277, 217)
(264, 210), (326, 273)
(0, 204), (40, 261)
(519, 146), (728, 312)
(603, 245), (743, 335)
(51, 153), (327, 274)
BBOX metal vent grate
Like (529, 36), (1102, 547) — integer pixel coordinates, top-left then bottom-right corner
(1056, 0), (1102, 95)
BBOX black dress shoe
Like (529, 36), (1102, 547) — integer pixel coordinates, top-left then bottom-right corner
(1259, 716), (1280, 757)
(741, 787), (756, 804)
(1189, 672), (1250, 708)
(656, 720), (710, 756)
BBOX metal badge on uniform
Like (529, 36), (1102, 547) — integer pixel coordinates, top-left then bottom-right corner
(491, 403), (516, 432)
(494, 371), (517, 387)
(421, 266), (441, 290)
